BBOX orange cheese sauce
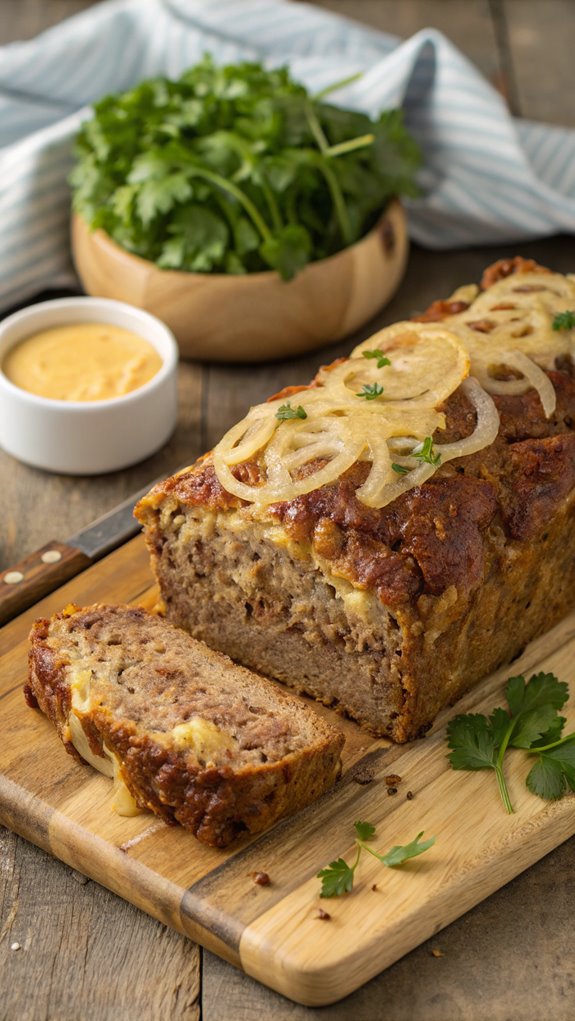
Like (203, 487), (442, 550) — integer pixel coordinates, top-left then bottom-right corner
(3, 323), (163, 401)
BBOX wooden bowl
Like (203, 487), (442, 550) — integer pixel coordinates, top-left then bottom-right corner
(71, 201), (408, 362)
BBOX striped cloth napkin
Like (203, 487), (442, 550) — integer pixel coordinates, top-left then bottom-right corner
(1, 0), (575, 314)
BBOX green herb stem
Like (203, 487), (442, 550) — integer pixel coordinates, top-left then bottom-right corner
(351, 842), (362, 872)
(304, 101), (329, 153)
(325, 133), (375, 159)
(494, 763), (514, 815)
(311, 154), (353, 246)
(358, 841), (385, 864)
(494, 717), (517, 814)
(313, 71), (364, 101)
(188, 166), (273, 243)
(286, 187), (297, 225)
(304, 101), (374, 164)
(302, 105), (355, 245)
(526, 732), (575, 754)
(261, 179), (283, 231)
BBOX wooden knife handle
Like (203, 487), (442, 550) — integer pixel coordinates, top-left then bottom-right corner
(0, 542), (91, 626)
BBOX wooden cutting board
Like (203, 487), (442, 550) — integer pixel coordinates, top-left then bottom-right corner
(1, 534), (574, 1006)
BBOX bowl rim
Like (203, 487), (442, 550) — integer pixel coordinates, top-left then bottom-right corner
(0, 296), (178, 411)
(72, 198), (403, 283)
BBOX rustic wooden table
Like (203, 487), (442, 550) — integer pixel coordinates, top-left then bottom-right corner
(1, 1), (574, 1018)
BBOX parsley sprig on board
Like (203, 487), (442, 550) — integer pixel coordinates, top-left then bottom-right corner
(317, 821), (435, 897)
(447, 672), (575, 813)
(71, 56), (420, 280)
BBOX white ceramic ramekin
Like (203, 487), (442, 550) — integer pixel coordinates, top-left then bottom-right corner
(0, 297), (178, 474)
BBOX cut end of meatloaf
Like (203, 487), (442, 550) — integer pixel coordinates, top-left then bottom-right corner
(26, 604), (344, 847)
(135, 493), (413, 740)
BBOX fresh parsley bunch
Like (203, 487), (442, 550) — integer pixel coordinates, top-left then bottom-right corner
(71, 56), (420, 280)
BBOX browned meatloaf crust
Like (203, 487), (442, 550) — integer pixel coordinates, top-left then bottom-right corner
(135, 258), (575, 743)
(25, 604), (344, 847)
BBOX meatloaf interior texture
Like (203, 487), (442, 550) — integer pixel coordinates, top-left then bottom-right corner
(136, 258), (575, 743)
(26, 605), (344, 846)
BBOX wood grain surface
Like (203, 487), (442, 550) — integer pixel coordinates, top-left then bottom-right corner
(1, 1), (575, 1020)
(2, 537), (575, 1007)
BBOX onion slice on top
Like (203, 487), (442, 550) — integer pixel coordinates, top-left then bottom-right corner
(349, 323), (470, 406)
(215, 412), (278, 467)
(362, 459), (438, 509)
(496, 351), (556, 417)
(434, 377), (500, 461)
(355, 378), (500, 509)
(212, 319), (505, 509)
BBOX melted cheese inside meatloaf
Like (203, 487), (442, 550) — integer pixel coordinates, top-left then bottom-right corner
(35, 603), (337, 817)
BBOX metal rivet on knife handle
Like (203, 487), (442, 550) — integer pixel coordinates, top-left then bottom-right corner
(0, 542), (91, 626)
(41, 550), (63, 564)
(3, 571), (24, 585)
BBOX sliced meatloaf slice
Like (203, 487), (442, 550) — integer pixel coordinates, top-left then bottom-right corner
(25, 604), (344, 848)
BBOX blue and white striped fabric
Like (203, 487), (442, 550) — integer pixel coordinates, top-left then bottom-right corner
(1, 0), (575, 313)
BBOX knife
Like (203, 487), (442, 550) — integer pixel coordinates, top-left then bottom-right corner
(0, 474), (167, 626)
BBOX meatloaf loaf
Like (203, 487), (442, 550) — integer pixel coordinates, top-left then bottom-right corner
(136, 257), (575, 743)
(25, 604), (344, 846)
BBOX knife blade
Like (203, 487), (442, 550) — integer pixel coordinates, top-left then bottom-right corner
(0, 471), (175, 627)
